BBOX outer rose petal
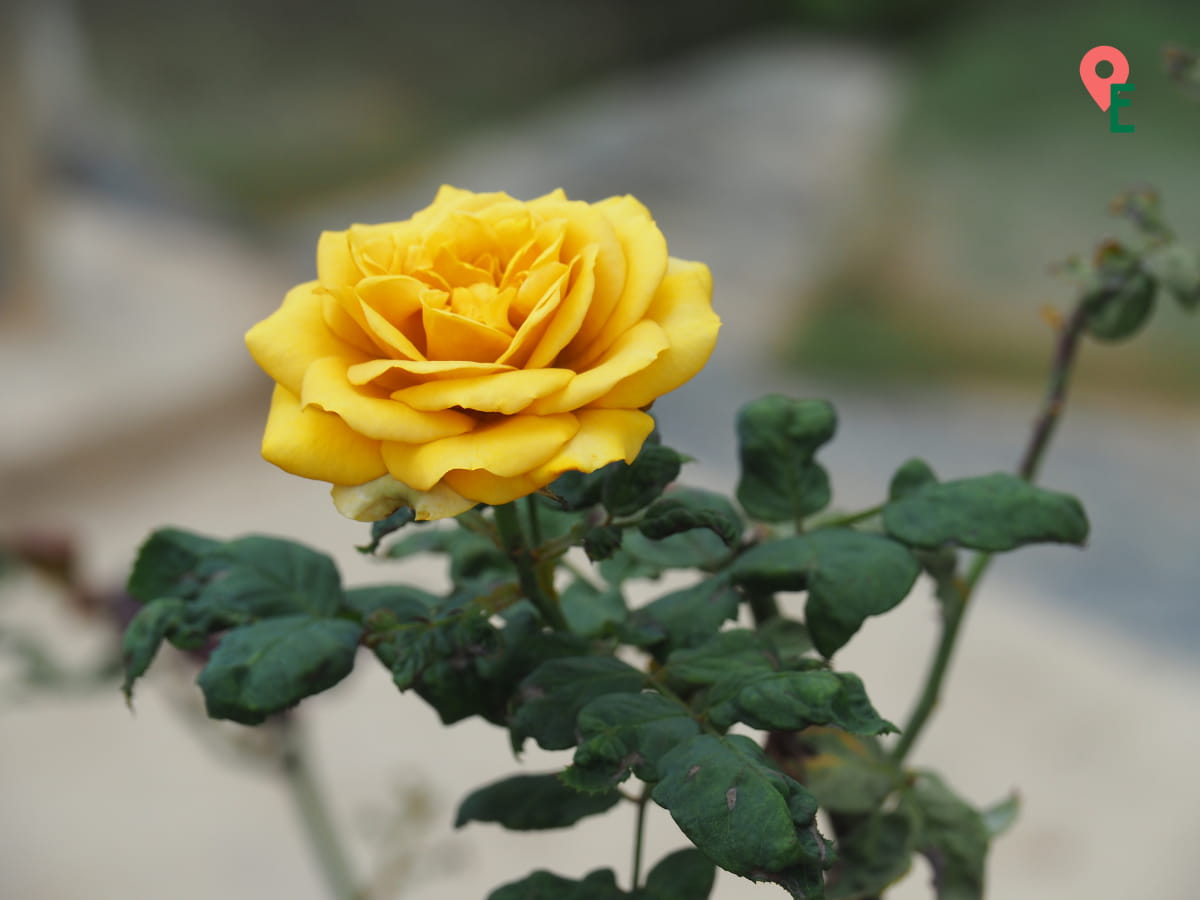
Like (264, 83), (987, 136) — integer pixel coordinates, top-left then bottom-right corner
(593, 258), (719, 410)
(442, 409), (654, 504)
(527, 320), (669, 415)
(566, 195), (668, 367)
(245, 282), (366, 395)
(317, 231), (364, 288)
(300, 356), (474, 442)
(346, 359), (512, 389)
(392, 367), (574, 413)
(261, 385), (387, 485)
(381, 413), (580, 492)
(524, 245), (599, 369)
(331, 473), (476, 522)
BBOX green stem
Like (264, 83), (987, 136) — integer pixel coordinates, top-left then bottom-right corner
(816, 503), (884, 530)
(631, 785), (650, 889)
(494, 502), (568, 631)
(279, 719), (358, 900)
(891, 299), (1090, 765)
(525, 496), (544, 545)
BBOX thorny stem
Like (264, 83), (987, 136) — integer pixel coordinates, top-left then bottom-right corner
(891, 301), (1091, 764)
(279, 718), (358, 900)
(493, 502), (568, 631)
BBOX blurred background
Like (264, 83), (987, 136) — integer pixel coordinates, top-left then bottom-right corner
(2, 1), (1198, 898)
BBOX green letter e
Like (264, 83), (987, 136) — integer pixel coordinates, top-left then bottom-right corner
(1110, 83), (1135, 133)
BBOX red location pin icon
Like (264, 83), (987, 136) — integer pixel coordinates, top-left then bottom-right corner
(1080, 46), (1130, 111)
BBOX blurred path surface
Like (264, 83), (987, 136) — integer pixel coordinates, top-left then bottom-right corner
(3, 35), (1198, 900)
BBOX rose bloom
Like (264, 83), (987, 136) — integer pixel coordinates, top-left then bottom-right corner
(245, 186), (719, 520)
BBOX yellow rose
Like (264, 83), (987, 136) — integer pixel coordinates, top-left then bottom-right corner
(245, 186), (719, 521)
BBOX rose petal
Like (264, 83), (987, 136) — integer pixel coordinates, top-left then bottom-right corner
(565, 195), (669, 368)
(392, 367), (574, 413)
(317, 231), (364, 288)
(527, 320), (669, 415)
(381, 413), (579, 491)
(346, 358), (514, 391)
(593, 258), (719, 409)
(245, 282), (368, 395)
(261, 385), (387, 485)
(356, 274), (436, 326)
(301, 356), (474, 442)
(525, 244), (598, 369)
(422, 304), (511, 362)
(360, 298), (427, 360)
(331, 473), (476, 522)
(442, 408), (653, 503)
(528, 197), (626, 354)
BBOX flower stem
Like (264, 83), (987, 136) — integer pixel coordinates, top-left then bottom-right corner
(631, 785), (650, 889)
(494, 502), (568, 631)
(891, 300), (1090, 765)
(278, 719), (358, 900)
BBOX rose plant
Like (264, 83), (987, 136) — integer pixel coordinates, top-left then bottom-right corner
(121, 186), (1196, 899)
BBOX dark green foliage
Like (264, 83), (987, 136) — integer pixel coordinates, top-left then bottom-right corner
(736, 395), (836, 523)
(602, 444), (685, 516)
(509, 657), (647, 751)
(455, 773), (619, 830)
(559, 579), (627, 638)
(356, 506), (415, 554)
(565, 692), (702, 791)
(888, 458), (938, 502)
(703, 669), (895, 735)
(489, 869), (627, 900)
(825, 813), (916, 900)
(652, 734), (831, 894)
(197, 616), (362, 724)
(801, 729), (899, 815)
(127, 527), (221, 602)
(731, 530), (921, 657)
(121, 598), (186, 699)
(640, 849), (716, 900)
(909, 773), (991, 900)
(638, 488), (743, 548)
(198, 536), (343, 618)
(342, 584), (438, 621)
(883, 473), (1089, 552)
(1150, 244), (1200, 310)
(583, 525), (623, 562)
(621, 577), (740, 654)
(1084, 245), (1157, 342)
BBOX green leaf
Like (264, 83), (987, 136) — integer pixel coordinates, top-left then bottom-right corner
(641, 848), (716, 900)
(705, 670), (895, 736)
(1148, 244), (1200, 311)
(602, 444), (684, 516)
(583, 525), (623, 562)
(127, 528), (221, 603)
(197, 616), (362, 724)
(652, 734), (830, 892)
(544, 465), (616, 512)
(731, 531), (920, 658)
(882, 473), (1089, 553)
(356, 506), (415, 554)
(638, 488), (742, 549)
(566, 692), (701, 791)
(510, 657), (647, 751)
(1084, 247), (1157, 342)
(825, 812), (915, 900)
(121, 597), (186, 700)
(454, 773), (619, 830)
(384, 528), (457, 560)
(660, 629), (781, 688)
(619, 529), (732, 573)
(622, 577), (740, 653)
(981, 792), (1020, 838)
(198, 536), (343, 619)
(736, 395), (836, 523)
(801, 729), (899, 815)
(559, 579), (627, 638)
(909, 773), (991, 900)
(888, 458), (938, 502)
(342, 584), (437, 622)
(489, 869), (627, 900)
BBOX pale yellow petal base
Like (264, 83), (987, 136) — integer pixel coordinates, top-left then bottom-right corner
(331, 473), (477, 522)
